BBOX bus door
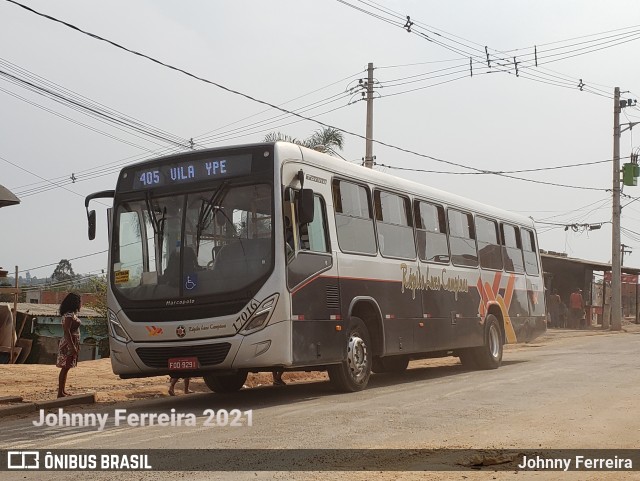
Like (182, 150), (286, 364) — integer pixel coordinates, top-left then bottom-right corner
(282, 164), (341, 364)
(414, 199), (452, 351)
(443, 209), (483, 349)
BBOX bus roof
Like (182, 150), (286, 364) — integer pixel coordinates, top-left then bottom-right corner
(118, 141), (535, 229)
(287, 142), (536, 229)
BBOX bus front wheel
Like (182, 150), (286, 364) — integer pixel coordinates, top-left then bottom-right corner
(203, 371), (248, 393)
(328, 317), (372, 392)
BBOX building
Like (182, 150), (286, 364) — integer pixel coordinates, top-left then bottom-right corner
(16, 303), (107, 363)
(24, 290), (99, 306)
(541, 251), (640, 326)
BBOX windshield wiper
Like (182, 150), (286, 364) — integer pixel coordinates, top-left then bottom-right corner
(145, 193), (166, 272)
(196, 181), (229, 250)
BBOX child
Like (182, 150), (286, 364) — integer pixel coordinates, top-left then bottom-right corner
(168, 376), (193, 396)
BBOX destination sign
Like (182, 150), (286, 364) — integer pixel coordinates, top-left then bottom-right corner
(131, 154), (253, 190)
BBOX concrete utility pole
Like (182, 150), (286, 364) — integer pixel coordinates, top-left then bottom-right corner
(364, 62), (375, 169)
(612, 86), (622, 331)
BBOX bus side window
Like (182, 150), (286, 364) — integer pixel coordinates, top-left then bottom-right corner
(374, 190), (416, 260)
(522, 228), (540, 275)
(475, 216), (503, 270)
(332, 179), (376, 255)
(500, 223), (525, 273)
(415, 200), (449, 264)
(448, 209), (478, 267)
(299, 195), (329, 253)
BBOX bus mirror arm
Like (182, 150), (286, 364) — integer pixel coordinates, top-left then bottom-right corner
(85, 190), (115, 240)
(286, 187), (299, 259)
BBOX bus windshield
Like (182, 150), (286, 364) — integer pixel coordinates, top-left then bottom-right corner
(112, 183), (273, 301)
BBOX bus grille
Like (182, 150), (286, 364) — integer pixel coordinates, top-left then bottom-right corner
(326, 285), (340, 309)
(136, 343), (232, 368)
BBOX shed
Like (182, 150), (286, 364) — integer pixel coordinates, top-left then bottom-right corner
(541, 251), (640, 323)
(16, 303), (107, 363)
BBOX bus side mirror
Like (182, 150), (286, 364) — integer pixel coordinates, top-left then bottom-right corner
(85, 189), (115, 241)
(88, 210), (96, 240)
(298, 189), (315, 225)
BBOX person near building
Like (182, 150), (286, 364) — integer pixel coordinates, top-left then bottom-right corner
(569, 288), (585, 329)
(548, 289), (561, 328)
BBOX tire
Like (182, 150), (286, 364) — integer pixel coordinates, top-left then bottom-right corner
(372, 355), (409, 373)
(458, 314), (503, 370)
(474, 314), (503, 369)
(203, 371), (248, 393)
(328, 317), (372, 392)
(457, 349), (479, 368)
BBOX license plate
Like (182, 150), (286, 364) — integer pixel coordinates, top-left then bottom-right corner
(168, 357), (199, 370)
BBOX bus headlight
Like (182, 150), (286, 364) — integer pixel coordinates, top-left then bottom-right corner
(242, 294), (279, 333)
(108, 309), (131, 343)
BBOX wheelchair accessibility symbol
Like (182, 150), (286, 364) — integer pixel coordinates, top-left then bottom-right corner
(185, 274), (197, 290)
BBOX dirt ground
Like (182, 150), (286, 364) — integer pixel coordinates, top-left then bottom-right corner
(2, 323), (637, 405)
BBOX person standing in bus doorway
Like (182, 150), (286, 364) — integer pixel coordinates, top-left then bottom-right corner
(168, 376), (193, 396)
(56, 293), (82, 398)
(569, 288), (584, 329)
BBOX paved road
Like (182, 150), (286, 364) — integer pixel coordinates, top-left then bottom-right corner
(3, 329), (640, 480)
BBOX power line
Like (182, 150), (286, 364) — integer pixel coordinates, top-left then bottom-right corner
(0, 57), (194, 149)
(338, 0), (634, 99)
(375, 157), (617, 175)
(4, 0), (612, 192)
(373, 161), (610, 190)
(195, 91), (354, 145)
(18, 250), (108, 274)
(20, 271), (106, 292)
(377, 58), (464, 69)
(536, 197), (611, 222)
(0, 84), (159, 153)
(0, 153), (111, 206)
(192, 68), (365, 140)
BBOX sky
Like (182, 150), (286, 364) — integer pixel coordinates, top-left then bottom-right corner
(2, 0), (640, 283)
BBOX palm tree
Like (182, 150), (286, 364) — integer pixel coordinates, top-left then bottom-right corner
(264, 127), (345, 157)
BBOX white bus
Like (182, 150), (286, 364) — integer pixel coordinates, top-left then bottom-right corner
(85, 142), (546, 392)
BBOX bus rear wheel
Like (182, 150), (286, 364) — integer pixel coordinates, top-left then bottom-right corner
(459, 314), (503, 370)
(203, 371), (248, 393)
(372, 355), (409, 373)
(328, 317), (372, 392)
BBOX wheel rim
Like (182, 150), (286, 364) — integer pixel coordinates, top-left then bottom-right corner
(489, 323), (501, 359)
(347, 333), (368, 383)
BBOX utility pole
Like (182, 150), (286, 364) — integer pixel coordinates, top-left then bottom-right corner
(612, 87), (622, 331)
(364, 62), (374, 169)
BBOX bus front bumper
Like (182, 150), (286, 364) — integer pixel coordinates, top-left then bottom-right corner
(110, 319), (291, 378)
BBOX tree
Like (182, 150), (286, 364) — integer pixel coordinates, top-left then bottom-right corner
(51, 259), (75, 283)
(264, 126), (345, 157)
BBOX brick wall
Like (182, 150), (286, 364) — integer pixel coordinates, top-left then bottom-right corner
(39, 291), (99, 306)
